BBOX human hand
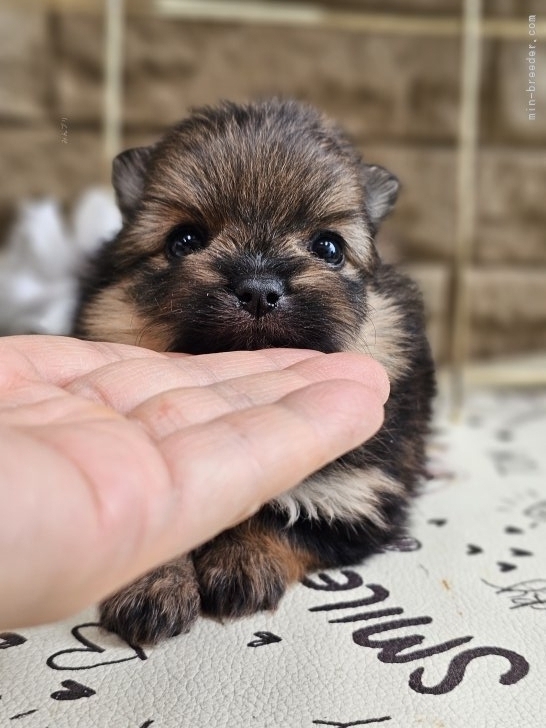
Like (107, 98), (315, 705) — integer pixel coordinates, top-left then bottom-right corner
(0, 335), (389, 629)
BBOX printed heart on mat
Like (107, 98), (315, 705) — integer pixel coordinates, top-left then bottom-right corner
(247, 631), (282, 647)
(0, 632), (27, 649)
(497, 562), (517, 573)
(46, 622), (147, 671)
(51, 680), (96, 701)
(510, 548), (533, 557)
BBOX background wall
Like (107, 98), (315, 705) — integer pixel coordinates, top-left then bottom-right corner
(1, 0), (544, 362)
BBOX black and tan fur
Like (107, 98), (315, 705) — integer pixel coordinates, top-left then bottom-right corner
(74, 99), (435, 644)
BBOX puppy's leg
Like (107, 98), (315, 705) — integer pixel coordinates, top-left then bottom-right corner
(193, 518), (317, 619)
(100, 555), (200, 644)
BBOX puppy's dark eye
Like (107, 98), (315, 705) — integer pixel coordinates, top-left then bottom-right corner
(310, 233), (345, 267)
(165, 225), (206, 258)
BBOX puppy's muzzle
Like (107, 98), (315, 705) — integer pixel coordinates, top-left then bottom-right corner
(233, 275), (285, 318)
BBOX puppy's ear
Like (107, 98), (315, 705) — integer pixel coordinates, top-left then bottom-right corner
(112, 146), (154, 220)
(361, 164), (400, 232)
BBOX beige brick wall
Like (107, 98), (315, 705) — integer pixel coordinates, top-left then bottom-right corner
(0, 2), (544, 363)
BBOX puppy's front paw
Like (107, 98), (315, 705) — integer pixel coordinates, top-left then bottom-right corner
(194, 545), (287, 619)
(193, 523), (312, 620)
(100, 556), (200, 645)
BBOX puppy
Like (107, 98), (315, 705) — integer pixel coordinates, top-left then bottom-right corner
(74, 99), (435, 644)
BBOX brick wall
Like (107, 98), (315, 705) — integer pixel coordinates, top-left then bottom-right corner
(1, 1), (544, 362)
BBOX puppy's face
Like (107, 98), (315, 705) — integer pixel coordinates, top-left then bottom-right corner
(78, 101), (399, 354)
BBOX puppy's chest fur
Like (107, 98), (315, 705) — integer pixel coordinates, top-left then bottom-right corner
(74, 99), (435, 645)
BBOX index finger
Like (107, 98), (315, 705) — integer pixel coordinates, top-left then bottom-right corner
(0, 336), (317, 388)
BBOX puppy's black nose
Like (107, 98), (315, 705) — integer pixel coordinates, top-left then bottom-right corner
(233, 276), (284, 318)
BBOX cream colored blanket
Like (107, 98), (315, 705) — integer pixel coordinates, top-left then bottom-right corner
(2, 388), (545, 727)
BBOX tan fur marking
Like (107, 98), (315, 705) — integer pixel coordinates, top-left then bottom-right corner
(273, 466), (405, 526)
(80, 283), (171, 351)
(334, 221), (374, 270)
(200, 519), (317, 581)
(194, 518), (319, 617)
(354, 288), (411, 382)
(243, 522), (319, 581)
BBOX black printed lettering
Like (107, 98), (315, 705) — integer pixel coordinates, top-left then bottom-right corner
(329, 607), (403, 624)
(352, 617), (473, 663)
(409, 646), (530, 695)
(310, 584), (389, 613)
(302, 570), (363, 591)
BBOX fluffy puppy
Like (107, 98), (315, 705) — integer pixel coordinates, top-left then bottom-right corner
(74, 99), (435, 644)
